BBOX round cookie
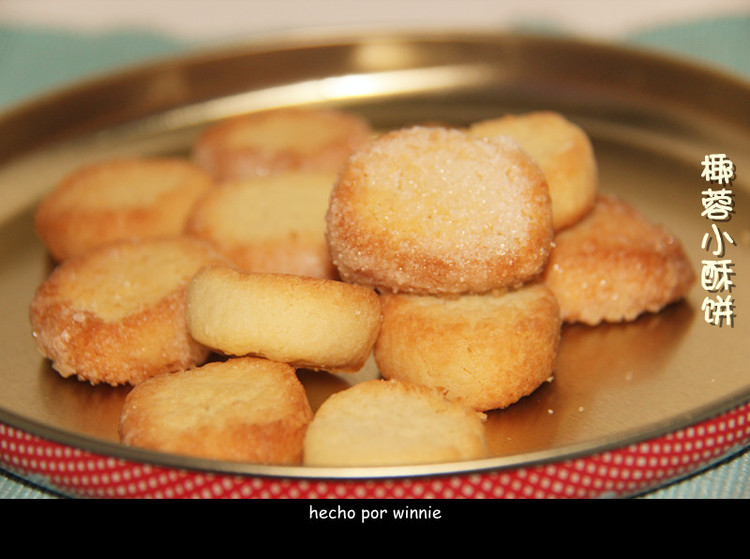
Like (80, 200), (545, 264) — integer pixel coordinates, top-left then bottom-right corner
(470, 111), (598, 232)
(34, 157), (215, 261)
(192, 107), (373, 181)
(325, 125), (554, 295)
(185, 266), (382, 373)
(542, 194), (695, 325)
(185, 171), (338, 279)
(119, 356), (313, 464)
(373, 282), (561, 411)
(29, 237), (230, 386)
(303, 378), (488, 467)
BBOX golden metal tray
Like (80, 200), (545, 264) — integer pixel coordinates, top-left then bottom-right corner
(1, 30), (748, 482)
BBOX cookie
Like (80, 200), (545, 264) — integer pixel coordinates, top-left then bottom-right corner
(302, 378), (488, 467)
(119, 356), (313, 464)
(470, 111), (598, 231)
(34, 157), (214, 261)
(542, 195), (696, 325)
(185, 171), (338, 279)
(192, 107), (373, 181)
(29, 237), (230, 386)
(185, 266), (382, 373)
(373, 282), (561, 411)
(325, 126), (554, 295)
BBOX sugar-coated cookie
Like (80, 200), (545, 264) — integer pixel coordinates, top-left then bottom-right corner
(374, 283), (561, 411)
(34, 157), (214, 261)
(303, 379), (488, 467)
(29, 237), (230, 386)
(119, 356), (313, 464)
(192, 107), (373, 181)
(185, 266), (382, 373)
(470, 111), (598, 232)
(542, 195), (695, 325)
(185, 171), (338, 279)
(326, 125), (553, 295)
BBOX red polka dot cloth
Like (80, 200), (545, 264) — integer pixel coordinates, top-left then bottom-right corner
(1, 401), (749, 498)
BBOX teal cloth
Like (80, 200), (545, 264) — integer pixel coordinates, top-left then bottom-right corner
(627, 14), (750, 78)
(0, 26), (185, 109)
(0, 15), (748, 499)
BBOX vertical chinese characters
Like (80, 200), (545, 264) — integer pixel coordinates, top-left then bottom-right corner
(700, 154), (736, 327)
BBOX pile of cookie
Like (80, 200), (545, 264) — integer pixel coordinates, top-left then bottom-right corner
(29, 107), (695, 467)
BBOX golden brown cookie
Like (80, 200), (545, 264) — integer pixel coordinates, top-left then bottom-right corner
(192, 107), (373, 181)
(185, 171), (338, 279)
(470, 111), (598, 232)
(302, 378), (488, 467)
(325, 125), (554, 295)
(119, 356), (313, 464)
(185, 266), (382, 373)
(373, 282), (561, 411)
(34, 157), (215, 261)
(542, 195), (696, 325)
(29, 237), (230, 386)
